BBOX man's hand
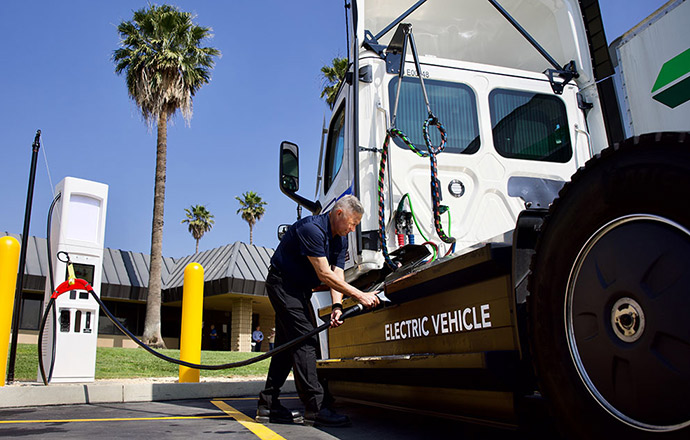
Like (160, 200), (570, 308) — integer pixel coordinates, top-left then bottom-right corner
(308, 256), (381, 308)
(330, 308), (343, 328)
(354, 290), (380, 309)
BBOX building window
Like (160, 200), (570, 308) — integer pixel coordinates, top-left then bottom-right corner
(389, 77), (480, 154)
(19, 295), (43, 330)
(98, 300), (143, 335)
(489, 89), (572, 162)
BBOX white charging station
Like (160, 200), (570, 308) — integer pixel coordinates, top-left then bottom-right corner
(40, 177), (108, 383)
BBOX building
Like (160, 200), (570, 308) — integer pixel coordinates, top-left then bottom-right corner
(4, 233), (275, 352)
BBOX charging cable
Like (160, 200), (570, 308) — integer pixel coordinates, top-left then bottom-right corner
(38, 259), (384, 384)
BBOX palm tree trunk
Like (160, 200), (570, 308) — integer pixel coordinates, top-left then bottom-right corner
(249, 224), (253, 245)
(142, 110), (168, 349)
(195, 239), (199, 254)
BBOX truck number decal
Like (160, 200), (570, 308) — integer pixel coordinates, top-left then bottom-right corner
(406, 68), (430, 79)
(384, 304), (492, 341)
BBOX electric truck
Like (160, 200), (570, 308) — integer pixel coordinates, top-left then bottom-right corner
(278, 1), (689, 438)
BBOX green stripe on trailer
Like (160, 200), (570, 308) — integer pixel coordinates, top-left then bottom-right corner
(652, 48), (690, 108)
(653, 76), (690, 108)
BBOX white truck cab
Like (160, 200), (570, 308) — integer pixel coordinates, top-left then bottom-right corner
(284, 0), (607, 277)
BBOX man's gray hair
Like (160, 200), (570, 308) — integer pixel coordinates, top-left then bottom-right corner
(333, 195), (364, 215)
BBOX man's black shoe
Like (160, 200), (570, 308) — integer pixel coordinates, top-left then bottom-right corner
(255, 404), (303, 424)
(304, 407), (351, 427)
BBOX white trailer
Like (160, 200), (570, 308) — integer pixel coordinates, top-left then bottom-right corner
(610, 0), (690, 137)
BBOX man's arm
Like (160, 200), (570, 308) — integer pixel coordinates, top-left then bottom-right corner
(330, 266), (345, 306)
(307, 255), (379, 308)
(329, 266), (346, 327)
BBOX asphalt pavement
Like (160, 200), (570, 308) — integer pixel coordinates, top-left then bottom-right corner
(0, 377), (562, 439)
(0, 394), (560, 439)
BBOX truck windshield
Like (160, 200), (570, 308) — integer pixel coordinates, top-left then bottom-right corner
(389, 77), (480, 154)
(489, 89), (572, 163)
(363, 0), (590, 82)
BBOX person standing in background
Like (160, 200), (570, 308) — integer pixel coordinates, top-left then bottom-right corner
(252, 325), (264, 352)
(268, 328), (276, 350)
(209, 324), (218, 351)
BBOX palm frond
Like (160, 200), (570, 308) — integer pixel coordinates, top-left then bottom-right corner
(236, 191), (268, 243)
(181, 204), (215, 242)
(319, 57), (348, 109)
(113, 4), (220, 125)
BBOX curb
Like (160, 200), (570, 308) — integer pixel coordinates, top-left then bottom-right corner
(0, 378), (294, 408)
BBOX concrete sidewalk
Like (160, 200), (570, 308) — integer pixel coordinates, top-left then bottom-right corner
(0, 377), (294, 408)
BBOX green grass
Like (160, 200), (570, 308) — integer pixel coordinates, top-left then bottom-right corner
(11, 344), (269, 382)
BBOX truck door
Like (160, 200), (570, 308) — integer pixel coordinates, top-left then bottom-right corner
(384, 72), (582, 251)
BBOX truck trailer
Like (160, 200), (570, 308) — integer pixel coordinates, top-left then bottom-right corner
(609, 0), (689, 138)
(278, 1), (689, 438)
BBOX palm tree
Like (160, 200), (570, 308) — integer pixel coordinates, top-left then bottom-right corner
(113, 4), (220, 348)
(236, 191), (267, 245)
(320, 57), (348, 109)
(182, 205), (215, 253)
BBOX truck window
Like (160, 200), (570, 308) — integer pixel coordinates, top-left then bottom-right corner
(388, 77), (480, 154)
(489, 89), (572, 163)
(324, 103), (346, 194)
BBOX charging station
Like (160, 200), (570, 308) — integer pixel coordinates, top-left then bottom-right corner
(40, 177), (108, 383)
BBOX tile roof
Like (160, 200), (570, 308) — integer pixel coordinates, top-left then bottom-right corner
(3, 233), (273, 302)
(164, 241), (274, 302)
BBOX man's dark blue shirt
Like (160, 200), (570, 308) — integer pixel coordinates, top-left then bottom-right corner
(271, 213), (347, 291)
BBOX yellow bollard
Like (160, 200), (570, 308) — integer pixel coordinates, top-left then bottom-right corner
(0, 236), (21, 387)
(179, 262), (204, 383)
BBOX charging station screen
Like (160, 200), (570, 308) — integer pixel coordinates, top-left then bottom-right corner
(67, 194), (101, 243)
(66, 263), (95, 285)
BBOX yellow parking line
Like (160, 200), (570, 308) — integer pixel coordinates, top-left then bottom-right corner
(215, 396), (298, 401)
(212, 400), (287, 440)
(0, 415), (230, 424)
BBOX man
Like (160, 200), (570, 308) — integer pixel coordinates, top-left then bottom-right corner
(252, 325), (264, 352)
(256, 195), (380, 427)
(209, 324), (218, 351)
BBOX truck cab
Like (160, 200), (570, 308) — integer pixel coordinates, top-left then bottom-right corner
(284, 0), (608, 276)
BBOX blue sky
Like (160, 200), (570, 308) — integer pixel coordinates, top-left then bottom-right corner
(0, 0), (667, 259)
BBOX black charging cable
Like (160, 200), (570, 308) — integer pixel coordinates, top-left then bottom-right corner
(38, 280), (368, 383)
(37, 192), (61, 384)
(37, 191), (376, 384)
(92, 291), (365, 370)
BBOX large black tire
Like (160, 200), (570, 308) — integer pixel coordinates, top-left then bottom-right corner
(528, 132), (690, 439)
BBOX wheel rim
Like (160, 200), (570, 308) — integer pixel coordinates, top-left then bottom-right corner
(566, 214), (690, 432)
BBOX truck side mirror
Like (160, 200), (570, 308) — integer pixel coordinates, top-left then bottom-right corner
(280, 141), (300, 193)
(278, 141), (322, 215)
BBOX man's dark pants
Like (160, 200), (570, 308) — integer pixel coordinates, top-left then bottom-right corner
(258, 269), (324, 413)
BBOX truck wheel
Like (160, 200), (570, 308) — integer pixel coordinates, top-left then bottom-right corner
(528, 132), (690, 439)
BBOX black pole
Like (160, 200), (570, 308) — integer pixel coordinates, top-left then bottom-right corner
(6, 130), (41, 384)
